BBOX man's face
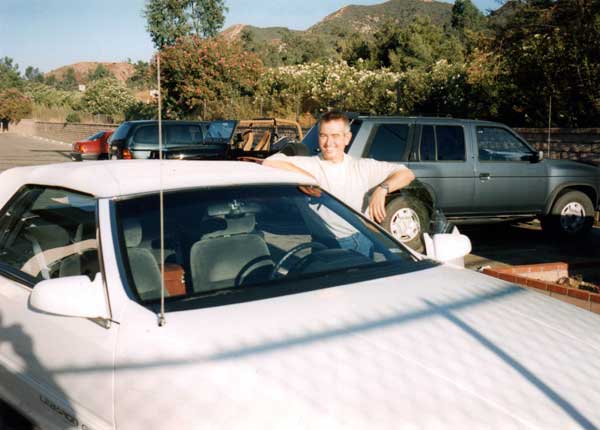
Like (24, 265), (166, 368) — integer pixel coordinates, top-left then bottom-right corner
(318, 119), (352, 162)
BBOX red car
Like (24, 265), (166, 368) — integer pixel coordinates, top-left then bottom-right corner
(71, 130), (114, 161)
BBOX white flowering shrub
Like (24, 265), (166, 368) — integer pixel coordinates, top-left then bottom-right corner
(257, 61), (401, 115)
(81, 78), (136, 117)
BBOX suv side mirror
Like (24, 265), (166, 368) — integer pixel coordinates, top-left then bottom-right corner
(30, 274), (109, 320)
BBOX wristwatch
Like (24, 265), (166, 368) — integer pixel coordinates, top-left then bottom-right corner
(378, 183), (390, 194)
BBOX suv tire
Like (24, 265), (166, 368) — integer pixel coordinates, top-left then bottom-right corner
(381, 196), (429, 252)
(541, 190), (594, 237)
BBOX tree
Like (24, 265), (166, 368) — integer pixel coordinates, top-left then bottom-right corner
(451, 0), (485, 33)
(87, 64), (114, 82)
(0, 88), (32, 122)
(157, 36), (263, 118)
(144, 0), (227, 48)
(59, 67), (78, 91)
(81, 77), (136, 117)
(126, 61), (152, 90)
(24, 66), (44, 83)
(491, 0), (600, 126)
(0, 57), (22, 90)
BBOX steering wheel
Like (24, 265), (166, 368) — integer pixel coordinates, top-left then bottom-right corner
(269, 241), (327, 280)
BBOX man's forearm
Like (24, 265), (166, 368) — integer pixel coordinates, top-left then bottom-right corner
(262, 159), (315, 180)
(383, 168), (415, 192)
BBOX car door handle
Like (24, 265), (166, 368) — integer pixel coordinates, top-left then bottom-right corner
(479, 173), (491, 181)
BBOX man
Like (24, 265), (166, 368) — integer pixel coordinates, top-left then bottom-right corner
(257, 111), (415, 255)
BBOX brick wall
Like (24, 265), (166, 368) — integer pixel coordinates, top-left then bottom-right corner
(10, 120), (118, 144)
(516, 128), (600, 165)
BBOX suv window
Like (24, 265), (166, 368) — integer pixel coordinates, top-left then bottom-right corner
(167, 125), (201, 146)
(0, 186), (99, 284)
(112, 122), (132, 141)
(366, 124), (409, 162)
(133, 125), (158, 145)
(419, 125), (465, 161)
(477, 126), (533, 161)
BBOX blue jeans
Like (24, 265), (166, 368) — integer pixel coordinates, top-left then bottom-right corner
(337, 233), (373, 258)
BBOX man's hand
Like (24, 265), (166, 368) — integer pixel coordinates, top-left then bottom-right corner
(369, 187), (388, 223)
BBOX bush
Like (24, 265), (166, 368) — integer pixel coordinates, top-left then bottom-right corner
(81, 78), (136, 117)
(65, 112), (81, 123)
(0, 88), (32, 122)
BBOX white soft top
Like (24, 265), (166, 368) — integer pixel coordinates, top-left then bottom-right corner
(0, 160), (316, 206)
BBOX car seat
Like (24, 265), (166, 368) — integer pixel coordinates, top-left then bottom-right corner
(190, 204), (273, 292)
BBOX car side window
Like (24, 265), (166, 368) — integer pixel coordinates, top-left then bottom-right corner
(477, 127), (533, 161)
(419, 125), (465, 161)
(0, 186), (99, 284)
(133, 125), (158, 145)
(168, 125), (202, 145)
(366, 124), (409, 162)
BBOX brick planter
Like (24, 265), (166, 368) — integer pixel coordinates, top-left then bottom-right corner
(483, 262), (600, 314)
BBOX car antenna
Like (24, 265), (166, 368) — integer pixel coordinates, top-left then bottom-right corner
(157, 53), (166, 327)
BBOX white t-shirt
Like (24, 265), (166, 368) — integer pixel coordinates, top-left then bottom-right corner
(268, 153), (407, 237)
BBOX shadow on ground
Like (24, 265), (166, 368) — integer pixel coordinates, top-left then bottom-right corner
(463, 221), (600, 271)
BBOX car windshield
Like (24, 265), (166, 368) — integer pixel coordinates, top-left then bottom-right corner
(86, 131), (105, 141)
(203, 120), (236, 144)
(113, 185), (433, 311)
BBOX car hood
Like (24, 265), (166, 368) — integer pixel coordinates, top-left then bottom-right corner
(544, 158), (600, 177)
(115, 265), (600, 429)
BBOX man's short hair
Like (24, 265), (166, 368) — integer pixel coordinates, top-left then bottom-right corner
(319, 111), (350, 132)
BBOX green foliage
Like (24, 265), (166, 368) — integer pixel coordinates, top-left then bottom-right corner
(491, 0), (600, 126)
(0, 88), (32, 121)
(257, 61), (400, 116)
(144, 0), (227, 48)
(65, 112), (81, 123)
(24, 66), (44, 83)
(125, 101), (158, 120)
(81, 77), (136, 117)
(23, 82), (82, 109)
(58, 67), (78, 91)
(127, 61), (153, 89)
(157, 36), (263, 118)
(87, 64), (114, 82)
(452, 0), (485, 33)
(0, 57), (22, 90)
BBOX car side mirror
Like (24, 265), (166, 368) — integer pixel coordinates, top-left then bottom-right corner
(29, 274), (110, 320)
(423, 231), (472, 267)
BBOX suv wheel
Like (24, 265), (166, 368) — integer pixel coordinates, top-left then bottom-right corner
(541, 190), (594, 237)
(381, 196), (429, 252)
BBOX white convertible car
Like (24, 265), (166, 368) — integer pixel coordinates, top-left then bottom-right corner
(0, 161), (599, 430)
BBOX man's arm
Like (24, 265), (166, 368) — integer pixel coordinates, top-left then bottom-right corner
(262, 159), (316, 180)
(369, 168), (416, 223)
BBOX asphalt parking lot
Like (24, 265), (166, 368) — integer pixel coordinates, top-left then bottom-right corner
(1, 131), (598, 273)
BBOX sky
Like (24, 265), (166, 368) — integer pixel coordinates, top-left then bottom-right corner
(0, 0), (500, 73)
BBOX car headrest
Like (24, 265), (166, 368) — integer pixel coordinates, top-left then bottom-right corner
(123, 219), (142, 247)
(202, 214), (256, 239)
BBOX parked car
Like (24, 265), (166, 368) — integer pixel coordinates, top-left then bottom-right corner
(302, 115), (600, 248)
(70, 130), (114, 161)
(1, 160), (600, 430)
(152, 118), (308, 160)
(108, 120), (235, 160)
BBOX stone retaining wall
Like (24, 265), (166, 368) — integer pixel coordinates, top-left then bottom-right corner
(516, 128), (600, 164)
(10, 119), (118, 144)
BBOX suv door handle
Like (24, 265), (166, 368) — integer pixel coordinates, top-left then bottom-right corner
(479, 173), (491, 181)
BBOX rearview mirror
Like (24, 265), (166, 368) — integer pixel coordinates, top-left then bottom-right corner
(30, 274), (110, 320)
(423, 232), (472, 267)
